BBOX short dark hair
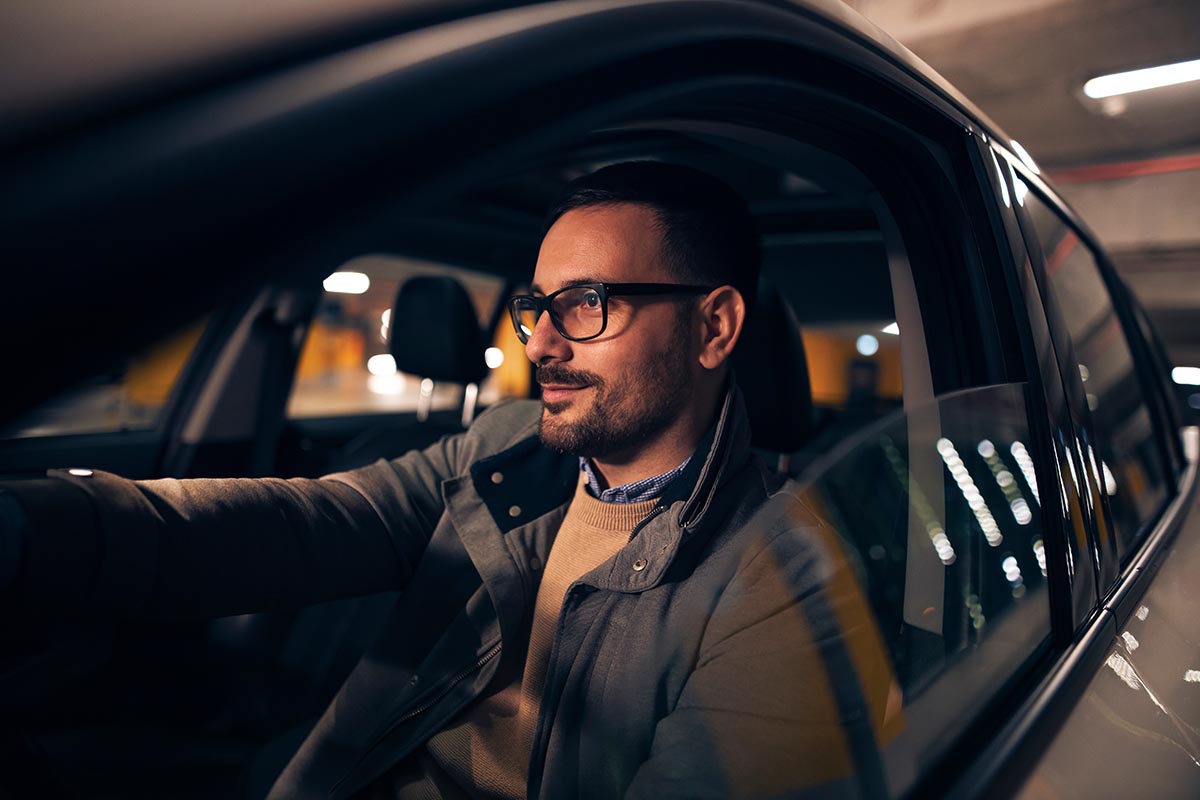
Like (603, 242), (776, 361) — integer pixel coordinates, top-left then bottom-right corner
(545, 161), (760, 313)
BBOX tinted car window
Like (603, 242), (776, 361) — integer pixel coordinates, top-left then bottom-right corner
(0, 318), (206, 439)
(754, 146), (1050, 796)
(792, 383), (1049, 795)
(1022, 190), (1168, 558)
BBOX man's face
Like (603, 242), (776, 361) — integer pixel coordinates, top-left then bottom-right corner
(526, 204), (696, 460)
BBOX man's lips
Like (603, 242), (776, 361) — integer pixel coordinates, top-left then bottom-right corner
(539, 383), (589, 402)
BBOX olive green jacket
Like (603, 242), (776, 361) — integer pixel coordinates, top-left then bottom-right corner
(4, 386), (893, 799)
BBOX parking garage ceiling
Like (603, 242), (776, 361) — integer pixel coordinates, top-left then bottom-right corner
(849, 0), (1200, 167)
(850, 0), (1200, 372)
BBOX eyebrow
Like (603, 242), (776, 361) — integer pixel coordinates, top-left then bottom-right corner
(529, 276), (608, 295)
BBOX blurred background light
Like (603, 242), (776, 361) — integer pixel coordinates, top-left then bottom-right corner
(856, 334), (879, 356)
(367, 354), (397, 376)
(323, 271), (370, 294)
(1173, 366), (1200, 385)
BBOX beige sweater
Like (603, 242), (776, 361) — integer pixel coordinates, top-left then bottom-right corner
(423, 475), (658, 799)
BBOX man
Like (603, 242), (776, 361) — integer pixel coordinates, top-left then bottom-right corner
(1, 162), (893, 798)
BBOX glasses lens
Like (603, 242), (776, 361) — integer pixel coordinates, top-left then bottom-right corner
(551, 286), (604, 340)
(511, 298), (540, 343)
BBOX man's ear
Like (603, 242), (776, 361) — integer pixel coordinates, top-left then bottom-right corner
(697, 286), (746, 371)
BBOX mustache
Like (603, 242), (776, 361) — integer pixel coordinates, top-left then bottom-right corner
(536, 364), (603, 388)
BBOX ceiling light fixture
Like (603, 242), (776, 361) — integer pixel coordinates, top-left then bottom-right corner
(1173, 366), (1200, 386)
(1084, 58), (1200, 99)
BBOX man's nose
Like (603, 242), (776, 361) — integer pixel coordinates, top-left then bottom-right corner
(525, 311), (571, 365)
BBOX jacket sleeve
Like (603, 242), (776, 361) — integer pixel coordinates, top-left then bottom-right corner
(0, 430), (470, 619)
(625, 490), (903, 799)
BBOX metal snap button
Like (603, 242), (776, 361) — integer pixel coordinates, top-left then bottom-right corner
(632, 559), (648, 572)
(68, 469), (94, 477)
(409, 675), (420, 686)
(491, 472), (504, 484)
(508, 505), (521, 518)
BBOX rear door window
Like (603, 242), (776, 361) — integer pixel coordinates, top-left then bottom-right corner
(1020, 189), (1169, 560)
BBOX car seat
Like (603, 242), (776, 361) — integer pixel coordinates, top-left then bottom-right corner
(330, 273), (490, 470)
(731, 281), (816, 472)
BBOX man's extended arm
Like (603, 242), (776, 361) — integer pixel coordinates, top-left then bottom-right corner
(0, 430), (467, 620)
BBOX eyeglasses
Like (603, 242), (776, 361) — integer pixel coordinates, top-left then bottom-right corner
(507, 282), (713, 344)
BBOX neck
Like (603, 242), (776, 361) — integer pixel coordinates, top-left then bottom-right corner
(589, 380), (723, 490)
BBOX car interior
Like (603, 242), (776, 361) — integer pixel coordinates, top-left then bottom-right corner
(1, 118), (1050, 799)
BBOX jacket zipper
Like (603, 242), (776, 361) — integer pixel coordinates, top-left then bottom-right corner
(332, 641), (503, 796)
(527, 506), (667, 797)
(626, 504), (665, 543)
(394, 640), (503, 727)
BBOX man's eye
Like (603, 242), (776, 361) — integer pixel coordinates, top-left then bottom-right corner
(582, 291), (601, 309)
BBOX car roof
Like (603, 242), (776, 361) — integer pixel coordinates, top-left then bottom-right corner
(1, 0), (1012, 152)
(0, 0), (1021, 424)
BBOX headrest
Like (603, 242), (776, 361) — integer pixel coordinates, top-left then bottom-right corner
(390, 275), (488, 385)
(732, 282), (814, 453)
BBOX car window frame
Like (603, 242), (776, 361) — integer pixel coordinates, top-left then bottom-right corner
(1002, 152), (1178, 576)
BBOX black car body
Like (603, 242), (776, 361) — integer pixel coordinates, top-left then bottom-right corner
(1, 1), (1196, 797)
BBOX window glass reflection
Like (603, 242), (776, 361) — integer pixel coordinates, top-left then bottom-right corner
(783, 383), (1051, 796)
(1022, 193), (1168, 558)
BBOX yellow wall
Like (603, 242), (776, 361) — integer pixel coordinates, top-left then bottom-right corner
(801, 330), (902, 406)
(123, 320), (206, 408)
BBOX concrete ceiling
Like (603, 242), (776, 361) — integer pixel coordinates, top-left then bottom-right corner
(848, 0), (1200, 390)
(848, 0), (1200, 168)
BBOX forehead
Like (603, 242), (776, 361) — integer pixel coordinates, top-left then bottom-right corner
(531, 204), (672, 292)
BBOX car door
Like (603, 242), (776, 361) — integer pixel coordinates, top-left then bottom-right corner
(988, 147), (1199, 799)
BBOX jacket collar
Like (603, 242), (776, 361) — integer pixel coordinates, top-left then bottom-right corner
(474, 379), (751, 530)
(588, 382), (756, 593)
(451, 379), (756, 596)
(658, 380), (752, 531)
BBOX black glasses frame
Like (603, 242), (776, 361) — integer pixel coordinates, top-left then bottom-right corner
(507, 282), (714, 343)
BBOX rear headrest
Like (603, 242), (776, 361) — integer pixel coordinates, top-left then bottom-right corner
(390, 275), (487, 385)
(733, 282), (814, 453)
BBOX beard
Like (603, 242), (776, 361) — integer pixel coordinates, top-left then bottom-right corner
(536, 321), (692, 459)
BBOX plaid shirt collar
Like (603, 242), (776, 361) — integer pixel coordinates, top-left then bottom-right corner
(579, 456), (691, 504)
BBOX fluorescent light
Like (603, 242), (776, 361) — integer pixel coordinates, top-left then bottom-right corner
(1084, 58), (1200, 99)
(1173, 366), (1200, 385)
(323, 271), (370, 294)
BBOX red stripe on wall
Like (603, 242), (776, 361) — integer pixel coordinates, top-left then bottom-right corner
(1049, 153), (1200, 184)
